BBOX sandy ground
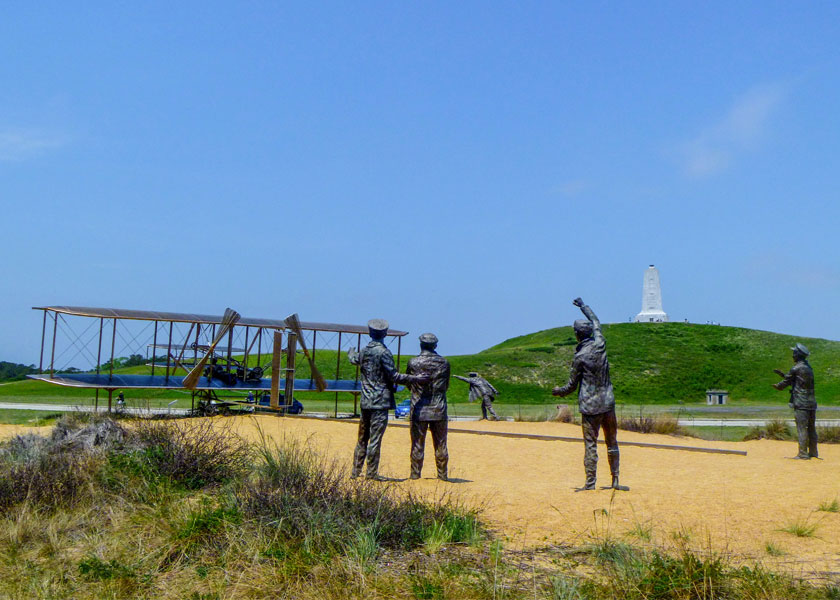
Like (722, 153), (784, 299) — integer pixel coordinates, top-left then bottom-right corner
(2, 417), (839, 578)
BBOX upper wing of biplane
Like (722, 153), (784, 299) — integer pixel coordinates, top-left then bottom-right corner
(29, 306), (408, 395)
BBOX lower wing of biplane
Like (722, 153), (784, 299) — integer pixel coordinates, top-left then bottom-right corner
(27, 372), (366, 392)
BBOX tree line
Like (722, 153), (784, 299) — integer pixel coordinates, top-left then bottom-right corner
(0, 361), (38, 382)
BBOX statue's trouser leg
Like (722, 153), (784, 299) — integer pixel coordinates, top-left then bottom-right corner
(601, 409), (620, 478)
(483, 396), (498, 420)
(794, 409), (812, 458)
(429, 419), (449, 479)
(801, 409), (818, 458)
(581, 414), (601, 487)
(353, 409), (372, 477)
(365, 409), (389, 478)
(410, 419), (428, 478)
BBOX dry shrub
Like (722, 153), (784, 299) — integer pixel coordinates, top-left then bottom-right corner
(743, 419), (793, 441)
(514, 405), (577, 423)
(131, 418), (252, 489)
(554, 404), (575, 423)
(0, 450), (101, 511)
(0, 415), (253, 511)
(618, 414), (687, 436)
(237, 435), (482, 554)
(817, 425), (840, 444)
(0, 414), (127, 511)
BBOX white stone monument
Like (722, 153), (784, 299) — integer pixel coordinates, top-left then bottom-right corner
(634, 265), (669, 323)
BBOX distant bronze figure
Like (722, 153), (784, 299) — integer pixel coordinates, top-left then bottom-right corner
(406, 333), (451, 480)
(773, 342), (818, 459)
(348, 319), (425, 480)
(552, 298), (627, 491)
(453, 372), (499, 420)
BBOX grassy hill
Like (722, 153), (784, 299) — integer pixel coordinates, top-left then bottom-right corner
(3, 322), (838, 408)
(448, 322), (840, 405)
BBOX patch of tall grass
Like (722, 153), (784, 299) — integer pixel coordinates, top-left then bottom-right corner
(743, 419), (794, 441)
(818, 425), (840, 444)
(583, 540), (831, 599)
(0, 415), (838, 599)
(617, 413), (689, 436)
(236, 432), (484, 557)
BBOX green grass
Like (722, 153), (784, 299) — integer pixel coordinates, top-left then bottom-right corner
(626, 521), (653, 542)
(0, 409), (65, 425)
(778, 516), (820, 538)
(817, 499), (839, 513)
(683, 426), (752, 442)
(468, 322), (840, 405)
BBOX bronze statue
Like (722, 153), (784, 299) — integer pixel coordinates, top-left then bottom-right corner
(773, 342), (818, 459)
(552, 298), (627, 491)
(348, 319), (426, 480)
(406, 333), (450, 480)
(454, 372), (499, 420)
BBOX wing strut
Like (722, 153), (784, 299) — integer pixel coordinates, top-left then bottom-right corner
(285, 313), (327, 391)
(183, 308), (240, 389)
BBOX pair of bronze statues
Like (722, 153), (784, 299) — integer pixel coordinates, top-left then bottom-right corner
(348, 321), (451, 481)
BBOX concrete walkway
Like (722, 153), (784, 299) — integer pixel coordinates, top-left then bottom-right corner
(2, 403), (839, 427)
(678, 418), (840, 427)
(0, 402), (190, 416)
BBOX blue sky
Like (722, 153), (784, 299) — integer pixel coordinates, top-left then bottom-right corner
(2, 2), (840, 363)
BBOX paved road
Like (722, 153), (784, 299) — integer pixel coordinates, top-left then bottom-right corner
(678, 418), (840, 427)
(2, 403), (839, 427)
(0, 402), (191, 417)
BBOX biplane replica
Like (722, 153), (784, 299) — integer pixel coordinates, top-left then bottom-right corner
(29, 306), (408, 416)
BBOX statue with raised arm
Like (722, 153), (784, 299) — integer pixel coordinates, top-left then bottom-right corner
(347, 319), (426, 480)
(773, 342), (818, 459)
(552, 298), (627, 491)
(406, 333), (451, 480)
(453, 372), (500, 420)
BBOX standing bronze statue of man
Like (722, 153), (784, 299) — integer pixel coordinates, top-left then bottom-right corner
(406, 333), (451, 480)
(773, 342), (818, 460)
(552, 298), (627, 491)
(453, 372), (500, 420)
(348, 319), (426, 480)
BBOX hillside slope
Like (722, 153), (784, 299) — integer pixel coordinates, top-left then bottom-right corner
(446, 322), (840, 405)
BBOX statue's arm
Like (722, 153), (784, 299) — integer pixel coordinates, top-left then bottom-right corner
(453, 374), (470, 383)
(347, 347), (360, 365)
(579, 304), (601, 333)
(773, 367), (793, 390)
(552, 359), (582, 397)
(383, 351), (426, 385)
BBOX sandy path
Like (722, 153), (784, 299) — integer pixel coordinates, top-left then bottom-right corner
(3, 417), (838, 577)
(0, 423), (54, 437)
(228, 415), (840, 577)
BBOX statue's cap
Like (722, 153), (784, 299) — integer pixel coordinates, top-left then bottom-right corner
(367, 319), (389, 335)
(469, 372), (478, 377)
(419, 332), (438, 344)
(791, 342), (810, 357)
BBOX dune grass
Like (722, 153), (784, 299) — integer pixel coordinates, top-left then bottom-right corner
(0, 414), (838, 598)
